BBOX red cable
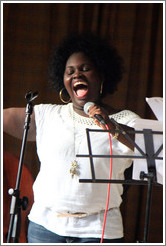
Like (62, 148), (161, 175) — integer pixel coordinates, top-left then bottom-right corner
(100, 124), (113, 243)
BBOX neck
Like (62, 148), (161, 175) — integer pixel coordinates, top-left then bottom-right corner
(73, 104), (88, 117)
(72, 98), (102, 117)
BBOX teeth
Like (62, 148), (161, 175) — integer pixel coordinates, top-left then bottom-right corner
(73, 82), (87, 87)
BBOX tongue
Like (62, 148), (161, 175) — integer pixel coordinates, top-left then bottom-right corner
(76, 88), (88, 97)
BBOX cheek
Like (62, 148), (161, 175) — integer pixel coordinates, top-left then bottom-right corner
(63, 75), (70, 88)
(63, 76), (73, 96)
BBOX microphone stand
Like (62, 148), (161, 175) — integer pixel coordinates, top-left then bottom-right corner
(6, 91), (38, 243)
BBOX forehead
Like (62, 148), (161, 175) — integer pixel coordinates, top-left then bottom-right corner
(66, 52), (92, 67)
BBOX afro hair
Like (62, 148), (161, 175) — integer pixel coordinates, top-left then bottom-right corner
(48, 33), (124, 96)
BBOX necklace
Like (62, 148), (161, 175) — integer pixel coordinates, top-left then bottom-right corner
(69, 106), (80, 179)
(70, 160), (79, 178)
(69, 104), (96, 178)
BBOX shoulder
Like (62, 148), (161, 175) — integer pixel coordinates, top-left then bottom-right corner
(34, 103), (73, 121)
(110, 109), (140, 126)
(34, 103), (65, 118)
(34, 103), (60, 113)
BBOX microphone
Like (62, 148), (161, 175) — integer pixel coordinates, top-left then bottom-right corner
(83, 102), (106, 126)
(25, 91), (38, 102)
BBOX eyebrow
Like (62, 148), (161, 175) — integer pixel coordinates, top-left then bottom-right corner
(66, 63), (93, 68)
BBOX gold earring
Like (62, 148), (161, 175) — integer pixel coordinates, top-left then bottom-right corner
(59, 88), (71, 104)
(100, 82), (103, 95)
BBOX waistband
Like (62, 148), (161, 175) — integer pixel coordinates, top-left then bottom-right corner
(57, 208), (112, 218)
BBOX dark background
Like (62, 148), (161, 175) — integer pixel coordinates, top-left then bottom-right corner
(3, 2), (163, 243)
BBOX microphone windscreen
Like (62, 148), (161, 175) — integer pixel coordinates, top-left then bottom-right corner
(83, 102), (95, 115)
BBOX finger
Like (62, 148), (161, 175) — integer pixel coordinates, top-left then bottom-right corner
(89, 106), (103, 117)
(94, 119), (106, 129)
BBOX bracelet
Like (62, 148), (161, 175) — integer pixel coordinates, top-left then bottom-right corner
(112, 125), (119, 139)
(110, 119), (126, 139)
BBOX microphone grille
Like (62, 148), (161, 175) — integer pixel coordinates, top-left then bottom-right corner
(83, 102), (95, 115)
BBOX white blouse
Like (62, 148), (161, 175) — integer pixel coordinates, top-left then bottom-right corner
(28, 103), (139, 239)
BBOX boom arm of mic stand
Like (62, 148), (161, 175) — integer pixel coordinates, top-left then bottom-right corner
(7, 91), (38, 243)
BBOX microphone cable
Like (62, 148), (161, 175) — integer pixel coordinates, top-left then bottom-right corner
(100, 124), (113, 243)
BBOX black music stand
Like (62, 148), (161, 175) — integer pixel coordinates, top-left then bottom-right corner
(6, 91), (38, 243)
(77, 120), (163, 243)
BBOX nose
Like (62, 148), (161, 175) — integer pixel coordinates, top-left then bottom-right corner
(73, 69), (82, 79)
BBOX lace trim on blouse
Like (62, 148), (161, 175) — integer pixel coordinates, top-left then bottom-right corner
(65, 103), (138, 126)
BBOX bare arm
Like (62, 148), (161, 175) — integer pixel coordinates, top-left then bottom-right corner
(88, 105), (135, 150)
(3, 107), (36, 141)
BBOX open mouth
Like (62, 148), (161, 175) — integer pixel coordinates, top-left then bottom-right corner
(73, 82), (88, 98)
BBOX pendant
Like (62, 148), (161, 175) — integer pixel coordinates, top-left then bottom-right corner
(70, 160), (79, 178)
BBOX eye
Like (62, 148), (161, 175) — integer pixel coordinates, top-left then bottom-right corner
(66, 68), (74, 75)
(82, 65), (91, 72)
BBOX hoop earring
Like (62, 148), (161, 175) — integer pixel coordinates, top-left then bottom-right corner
(100, 82), (103, 95)
(59, 88), (71, 104)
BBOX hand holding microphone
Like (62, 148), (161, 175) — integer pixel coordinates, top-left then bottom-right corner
(83, 102), (108, 128)
(84, 102), (134, 150)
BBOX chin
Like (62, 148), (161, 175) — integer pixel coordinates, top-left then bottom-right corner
(72, 93), (100, 109)
(72, 98), (87, 109)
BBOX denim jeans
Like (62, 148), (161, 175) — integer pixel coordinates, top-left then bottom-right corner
(27, 221), (124, 243)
